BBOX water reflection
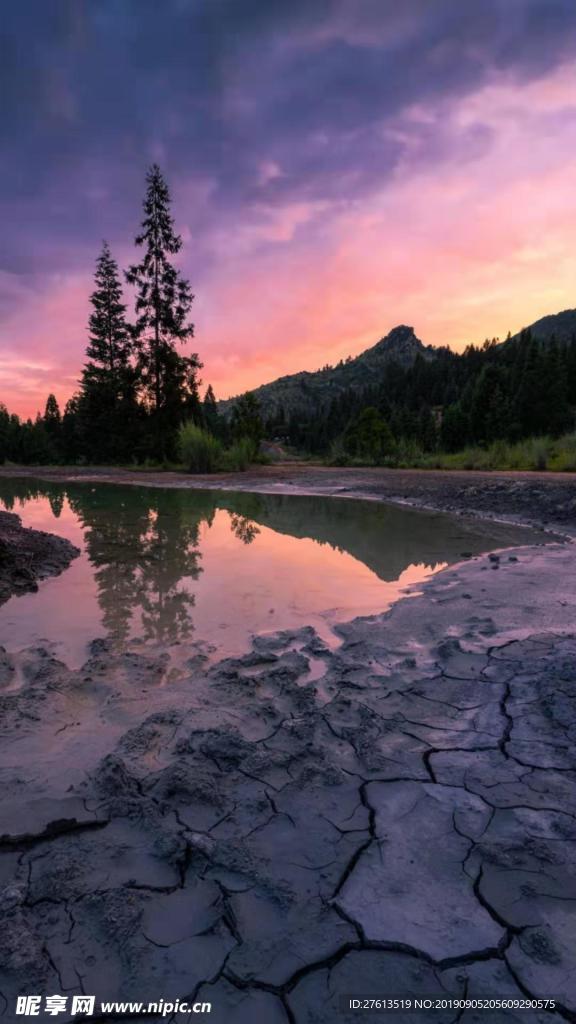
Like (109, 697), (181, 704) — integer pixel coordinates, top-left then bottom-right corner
(68, 487), (206, 645)
(0, 477), (536, 661)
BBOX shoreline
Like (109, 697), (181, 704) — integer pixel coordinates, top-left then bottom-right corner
(0, 469), (575, 1020)
(2, 461), (576, 537)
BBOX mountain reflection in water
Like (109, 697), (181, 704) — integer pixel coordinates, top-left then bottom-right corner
(0, 478), (536, 664)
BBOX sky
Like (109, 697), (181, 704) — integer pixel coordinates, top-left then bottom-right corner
(2, 0), (576, 418)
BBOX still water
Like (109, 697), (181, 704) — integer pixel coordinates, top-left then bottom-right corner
(0, 477), (537, 666)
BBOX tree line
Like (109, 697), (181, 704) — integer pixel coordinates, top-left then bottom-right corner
(1, 161), (575, 470)
(263, 332), (576, 462)
(0, 165), (235, 466)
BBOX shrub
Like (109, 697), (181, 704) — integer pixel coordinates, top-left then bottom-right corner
(178, 422), (222, 473)
(220, 437), (257, 471)
(327, 437), (352, 466)
(549, 433), (576, 471)
(525, 437), (548, 471)
(391, 438), (426, 468)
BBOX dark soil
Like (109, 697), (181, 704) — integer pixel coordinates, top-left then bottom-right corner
(0, 510), (80, 606)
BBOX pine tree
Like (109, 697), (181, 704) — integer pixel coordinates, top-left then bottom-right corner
(202, 385), (220, 435)
(417, 406), (438, 452)
(126, 164), (202, 458)
(44, 394), (61, 431)
(43, 393), (62, 461)
(84, 242), (133, 387)
(231, 392), (263, 445)
(441, 403), (469, 452)
(79, 242), (139, 462)
(61, 396), (83, 464)
(0, 404), (9, 463)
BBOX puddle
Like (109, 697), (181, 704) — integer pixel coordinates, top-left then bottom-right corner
(0, 477), (541, 666)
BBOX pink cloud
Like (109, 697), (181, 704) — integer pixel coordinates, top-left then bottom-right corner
(4, 61), (576, 417)
(0, 274), (91, 418)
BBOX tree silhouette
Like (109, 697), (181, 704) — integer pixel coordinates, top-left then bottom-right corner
(203, 385), (220, 435)
(43, 394), (62, 460)
(79, 242), (139, 462)
(126, 164), (202, 458)
(231, 392), (263, 444)
(44, 394), (61, 431)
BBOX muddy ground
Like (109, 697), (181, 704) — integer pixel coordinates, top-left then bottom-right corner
(0, 467), (575, 1022)
(0, 510), (79, 607)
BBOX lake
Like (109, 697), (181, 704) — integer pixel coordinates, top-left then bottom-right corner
(0, 477), (539, 667)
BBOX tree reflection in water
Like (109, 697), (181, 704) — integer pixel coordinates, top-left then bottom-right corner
(66, 485), (211, 645)
(0, 476), (529, 653)
(0, 479), (209, 645)
(228, 513), (260, 545)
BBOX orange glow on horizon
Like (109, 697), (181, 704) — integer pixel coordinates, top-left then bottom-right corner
(3, 62), (576, 418)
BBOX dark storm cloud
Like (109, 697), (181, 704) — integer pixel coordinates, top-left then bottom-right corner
(1, 0), (576, 278)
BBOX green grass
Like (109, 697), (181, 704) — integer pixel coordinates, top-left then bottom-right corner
(419, 434), (576, 472)
(327, 433), (576, 472)
(219, 438), (258, 471)
(178, 423), (223, 473)
(177, 423), (264, 474)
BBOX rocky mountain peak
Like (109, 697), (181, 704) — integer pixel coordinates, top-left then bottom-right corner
(376, 324), (418, 348)
(368, 325), (431, 366)
(218, 323), (434, 419)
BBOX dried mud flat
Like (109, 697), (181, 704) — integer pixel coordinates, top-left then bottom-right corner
(1, 475), (576, 1022)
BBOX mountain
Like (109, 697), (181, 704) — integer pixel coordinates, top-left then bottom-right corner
(218, 325), (436, 420)
(219, 308), (576, 422)
(511, 308), (576, 345)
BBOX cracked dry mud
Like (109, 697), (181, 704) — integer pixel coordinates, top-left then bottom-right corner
(1, 539), (576, 1022)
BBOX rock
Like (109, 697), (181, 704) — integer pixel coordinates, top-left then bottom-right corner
(0, 511), (79, 607)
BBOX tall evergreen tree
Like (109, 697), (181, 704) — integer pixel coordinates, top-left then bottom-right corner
(61, 396), (83, 464)
(202, 385), (219, 435)
(0, 404), (9, 464)
(126, 164), (202, 458)
(44, 394), (61, 431)
(84, 243), (133, 385)
(231, 392), (263, 445)
(79, 242), (139, 462)
(43, 393), (62, 460)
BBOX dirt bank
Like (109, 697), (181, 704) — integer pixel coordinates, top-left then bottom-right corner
(2, 462), (576, 535)
(0, 509), (79, 606)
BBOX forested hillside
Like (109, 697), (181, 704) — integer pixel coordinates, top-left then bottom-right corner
(250, 312), (576, 460)
(218, 325), (436, 421)
(2, 306), (576, 468)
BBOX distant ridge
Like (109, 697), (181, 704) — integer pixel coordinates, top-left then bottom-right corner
(510, 308), (576, 345)
(218, 325), (435, 420)
(219, 308), (576, 420)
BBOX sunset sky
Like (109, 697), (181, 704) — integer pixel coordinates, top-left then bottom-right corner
(2, 0), (576, 418)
